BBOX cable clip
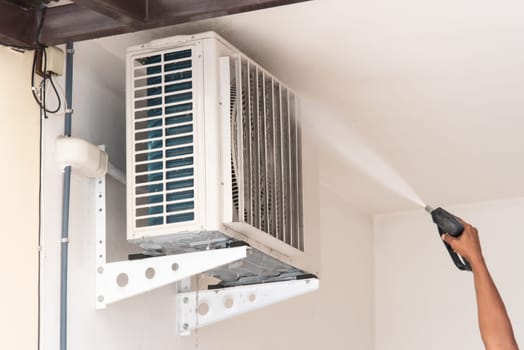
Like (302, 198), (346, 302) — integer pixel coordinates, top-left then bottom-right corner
(65, 108), (74, 115)
(66, 48), (75, 54)
(61, 238), (70, 244)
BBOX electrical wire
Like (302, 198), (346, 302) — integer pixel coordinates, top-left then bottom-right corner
(40, 77), (64, 115)
(30, 6), (63, 118)
(1, 6), (63, 117)
(34, 7), (47, 350)
(28, 5), (62, 350)
(42, 50), (46, 118)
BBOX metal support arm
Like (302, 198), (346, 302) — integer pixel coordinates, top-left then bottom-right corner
(95, 174), (248, 309)
(177, 278), (319, 335)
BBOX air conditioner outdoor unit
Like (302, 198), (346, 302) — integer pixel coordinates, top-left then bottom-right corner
(126, 32), (320, 288)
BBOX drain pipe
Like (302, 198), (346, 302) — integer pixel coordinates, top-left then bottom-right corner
(60, 41), (74, 350)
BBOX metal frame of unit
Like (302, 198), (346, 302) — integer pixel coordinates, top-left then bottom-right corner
(95, 173), (319, 335)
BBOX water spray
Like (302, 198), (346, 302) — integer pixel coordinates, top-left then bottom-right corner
(300, 99), (472, 271)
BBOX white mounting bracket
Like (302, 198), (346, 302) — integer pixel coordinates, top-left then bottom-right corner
(93, 149), (319, 329)
(176, 277), (319, 335)
(94, 174), (248, 309)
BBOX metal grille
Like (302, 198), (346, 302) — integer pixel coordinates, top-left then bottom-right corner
(231, 57), (304, 251)
(131, 48), (196, 229)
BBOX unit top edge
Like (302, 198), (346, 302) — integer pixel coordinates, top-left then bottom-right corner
(126, 31), (225, 54)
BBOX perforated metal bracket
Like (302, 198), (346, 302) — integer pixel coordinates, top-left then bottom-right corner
(176, 277), (319, 335)
(94, 175), (248, 309)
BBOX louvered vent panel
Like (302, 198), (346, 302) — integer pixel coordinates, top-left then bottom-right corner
(231, 57), (304, 251)
(132, 48), (196, 229)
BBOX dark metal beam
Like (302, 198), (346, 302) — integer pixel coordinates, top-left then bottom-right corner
(41, 0), (310, 46)
(0, 0), (36, 48)
(41, 4), (129, 45)
(148, 0), (309, 25)
(71, 0), (146, 26)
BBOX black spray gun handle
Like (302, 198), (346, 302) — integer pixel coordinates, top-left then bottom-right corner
(426, 206), (472, 271)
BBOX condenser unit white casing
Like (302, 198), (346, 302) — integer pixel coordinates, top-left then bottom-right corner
(126, 32), (320, 280)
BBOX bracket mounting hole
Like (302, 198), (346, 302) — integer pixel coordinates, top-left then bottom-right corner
(198, 302), (209, 316)
(116, 273), (129, 287)
(183, 297), (189, 304)
(171, 262), (179, 271)
(145, 267), (155, 279)
(224, 297), (234, 309)
(249, 294), (256, 302)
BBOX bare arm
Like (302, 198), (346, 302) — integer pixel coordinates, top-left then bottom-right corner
(442, 222), (518, 350)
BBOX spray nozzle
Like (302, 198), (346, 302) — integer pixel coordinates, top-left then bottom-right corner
(425, 205), (434, 214)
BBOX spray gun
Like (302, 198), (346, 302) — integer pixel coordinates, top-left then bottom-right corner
(425, 206), (472, 271)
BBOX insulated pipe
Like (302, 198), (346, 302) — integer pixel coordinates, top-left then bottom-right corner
(54, 136), (126, 183)
(108, 162), (126, 185)
(60, 41), (74, 350)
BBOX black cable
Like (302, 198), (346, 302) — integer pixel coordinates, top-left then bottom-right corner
(47, 75), (62, 113)
(35, 6), (46, 48)
(30, 7), (46, 113)
(30, 6), (62, 117)
(31, 49), (40, 108)
(42, 49), (47, 119)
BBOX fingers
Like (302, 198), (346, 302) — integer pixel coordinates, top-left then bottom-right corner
(456, 217), (476, 232)
(457, 217), (472, 229)
(441, 233), (457, 247)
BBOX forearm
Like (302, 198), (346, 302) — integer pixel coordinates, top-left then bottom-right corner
(470, 257), (518, 350)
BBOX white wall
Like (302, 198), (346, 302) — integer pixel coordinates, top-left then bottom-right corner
(40, 40), (375, 350)
(374, 198), (524, 350)
(0, 47), (40, 350)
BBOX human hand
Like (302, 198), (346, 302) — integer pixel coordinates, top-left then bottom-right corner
(441, 219), (484, 266)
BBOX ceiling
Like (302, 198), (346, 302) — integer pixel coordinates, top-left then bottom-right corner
(95, 0), (524, 214)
